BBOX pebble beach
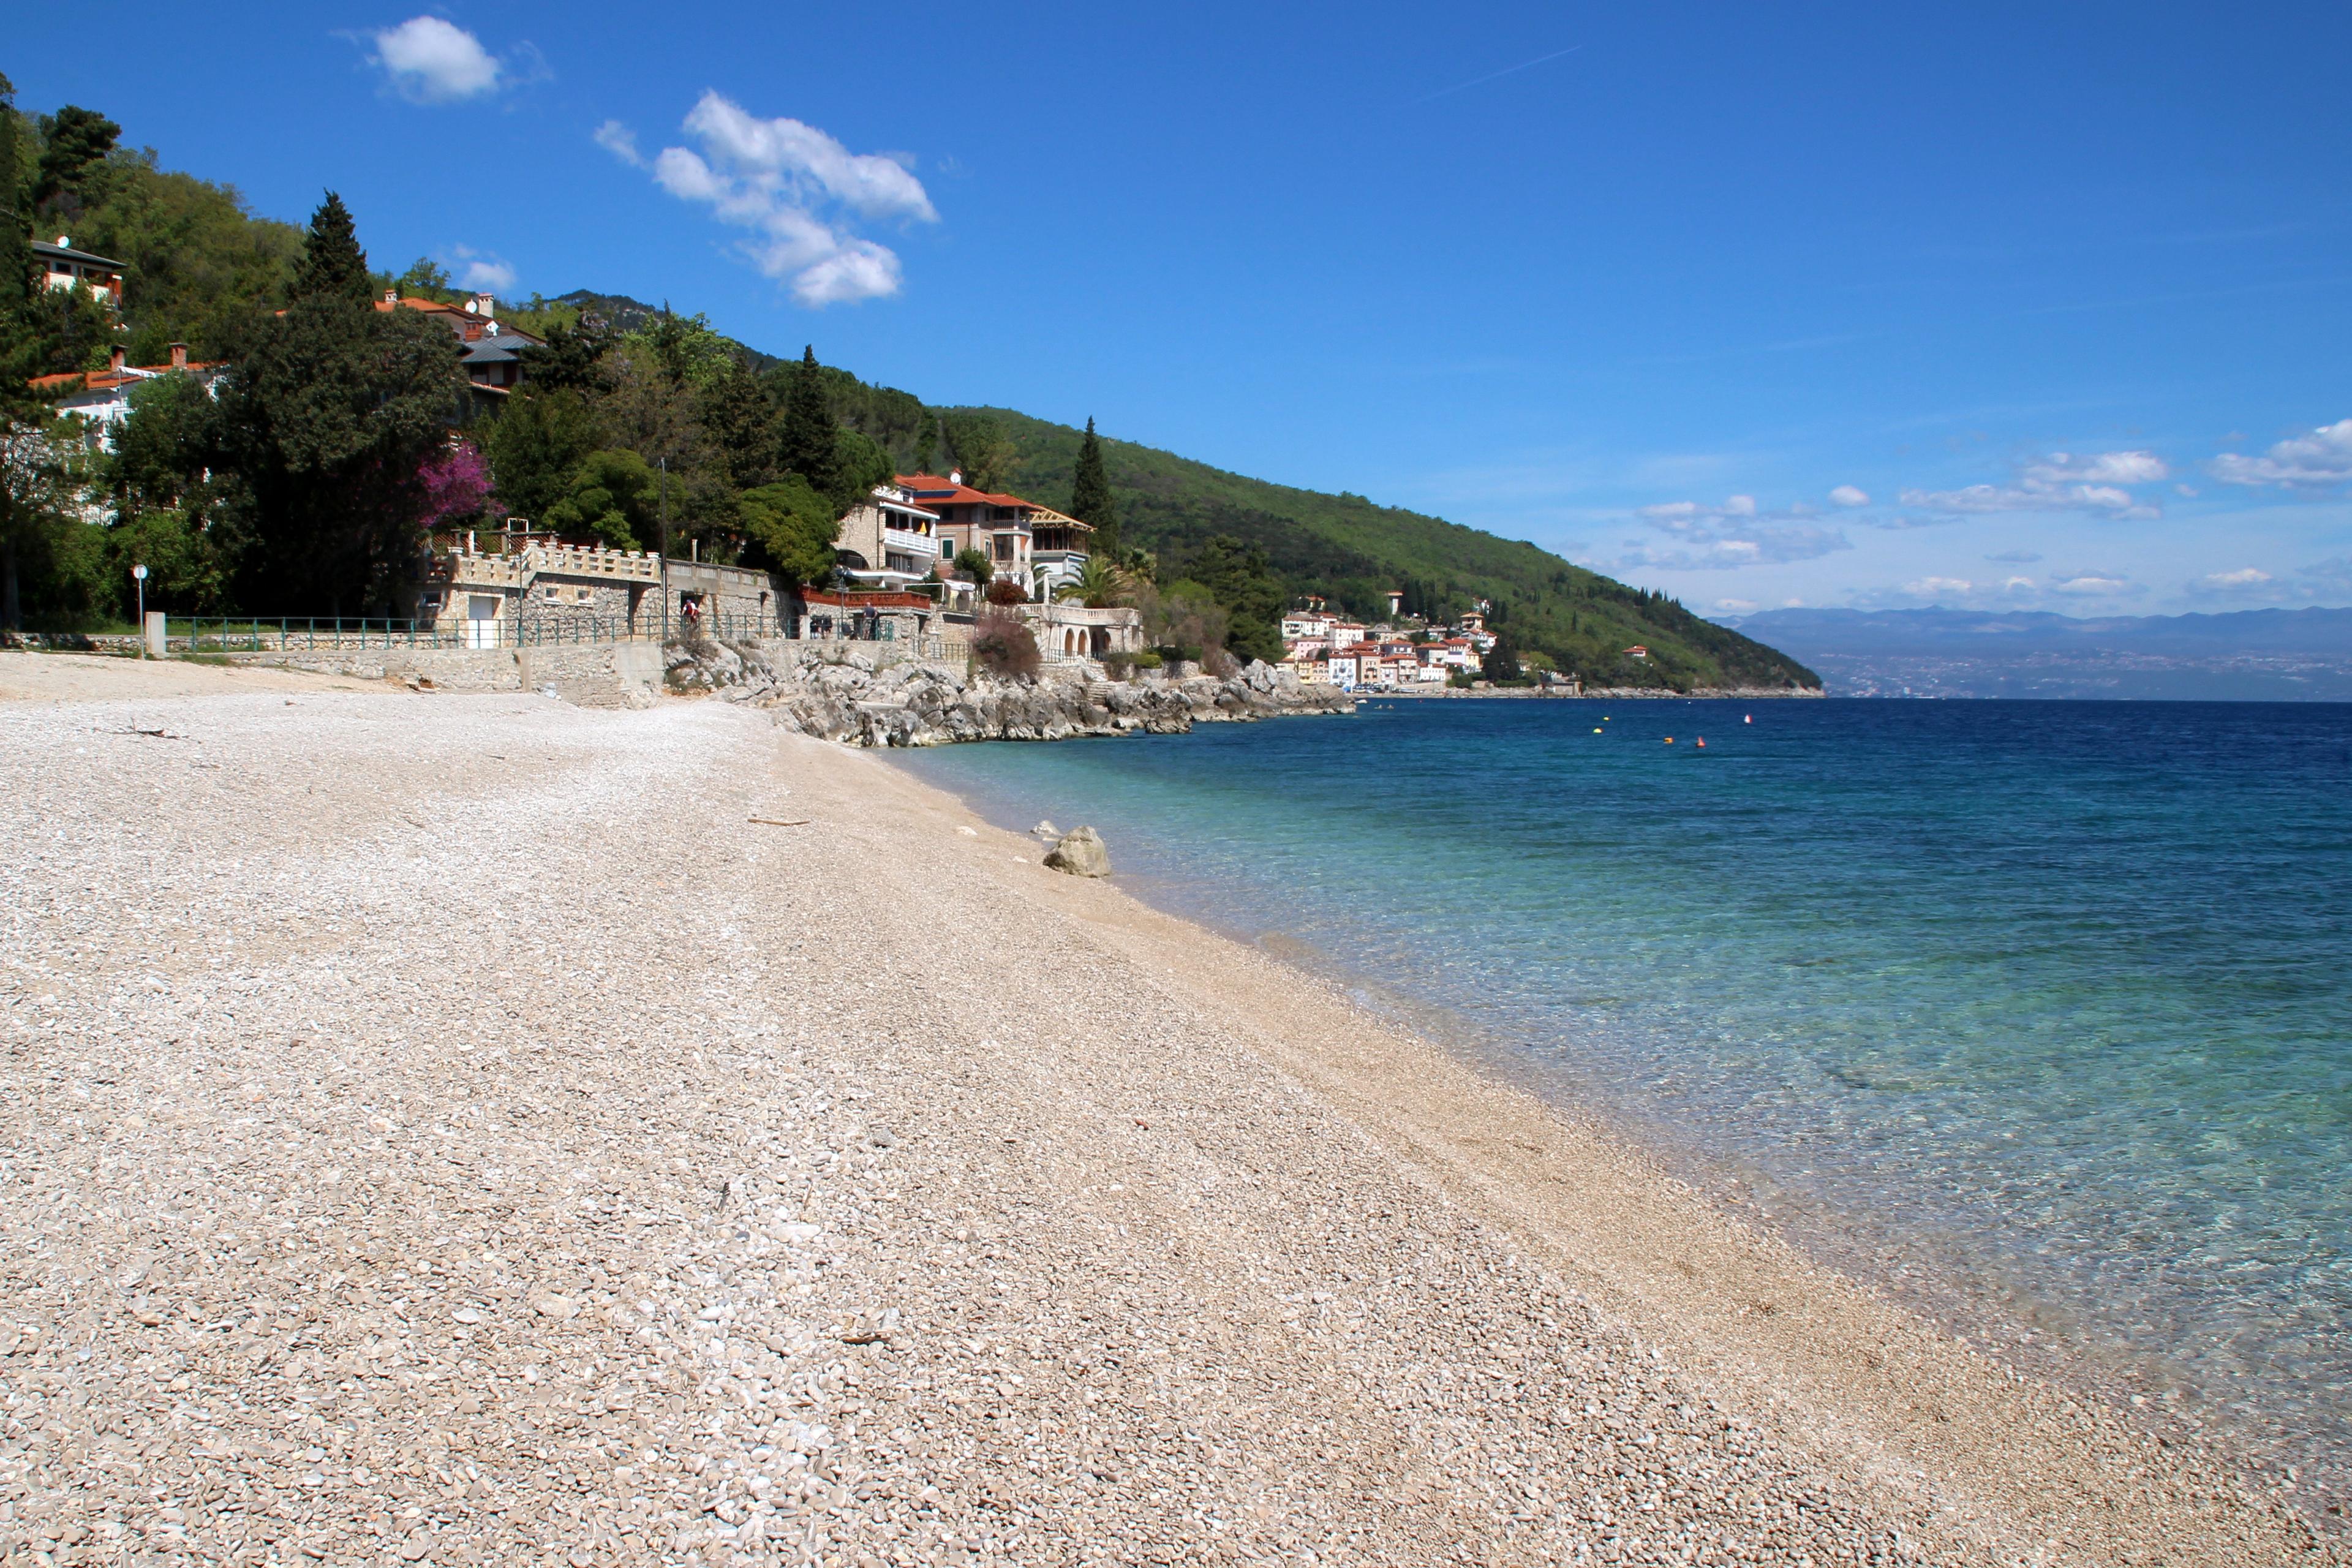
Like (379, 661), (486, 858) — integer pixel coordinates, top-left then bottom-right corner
(0, 655), (2333, 1567)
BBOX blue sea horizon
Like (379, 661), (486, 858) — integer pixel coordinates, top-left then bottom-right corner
(888, 696), (2351, 1497)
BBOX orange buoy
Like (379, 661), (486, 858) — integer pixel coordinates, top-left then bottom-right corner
(1664, 736), (1675, 744)
(1696, 737), (1706, 748)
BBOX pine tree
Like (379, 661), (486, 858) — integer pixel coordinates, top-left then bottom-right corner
(291, 192), (371, 306)
(777, 345), (840, 497)
(1067, 416), (1119, 557)
(29, 105), (118, 215)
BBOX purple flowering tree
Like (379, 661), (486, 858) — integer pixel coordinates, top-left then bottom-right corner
(414, 440), (495, 531)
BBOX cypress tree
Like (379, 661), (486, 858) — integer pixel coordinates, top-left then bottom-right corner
(292, 191), (372, 305)
(777, 345), (840, 497)
(1067, 416), (1119, 557)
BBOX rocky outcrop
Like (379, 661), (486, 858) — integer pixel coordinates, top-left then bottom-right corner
(675, 640), (1353, 747)
(1043, 826), (1112, 878)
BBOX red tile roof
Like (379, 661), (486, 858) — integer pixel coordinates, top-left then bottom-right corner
(894, 474), (1057, 515)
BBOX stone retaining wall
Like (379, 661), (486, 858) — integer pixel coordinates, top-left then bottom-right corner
(221, 641), (662, 707)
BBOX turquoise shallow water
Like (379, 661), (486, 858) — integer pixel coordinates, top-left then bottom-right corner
(888, 698), (2352, 1493)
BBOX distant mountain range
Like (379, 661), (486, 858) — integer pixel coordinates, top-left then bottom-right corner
(1715, 606), (2352, 699)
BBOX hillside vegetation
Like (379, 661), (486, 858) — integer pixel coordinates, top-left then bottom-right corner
(1, 83), (1816, 687)
(952, 405), (1818, 691)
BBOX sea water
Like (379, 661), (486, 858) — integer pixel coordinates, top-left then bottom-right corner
(889, 698), (2352, 1493)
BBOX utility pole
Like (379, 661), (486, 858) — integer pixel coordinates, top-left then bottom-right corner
(658, 458), (670, 644)
(131, 565), (147, 655)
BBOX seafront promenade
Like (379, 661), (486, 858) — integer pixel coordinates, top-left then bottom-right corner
(0, 655), (2328, 1567)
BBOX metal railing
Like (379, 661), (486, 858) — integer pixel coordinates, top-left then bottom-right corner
(170, 614), (663, 653)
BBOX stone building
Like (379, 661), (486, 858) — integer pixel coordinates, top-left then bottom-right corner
(412, 536), (777, 641)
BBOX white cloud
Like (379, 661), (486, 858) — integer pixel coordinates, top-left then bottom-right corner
(2000, 576), (2037, 593)
(369, 17), (503, 104)
(459, 257), (516, 293)
(1898, 449), (2168, 521)
(608, 91), (938, 306)
(594, 120), (643, 165)
(1904, 576), (1974, 597)
(2022, 450), (2169, 485)
(1828, 484), (1869, 507)
(2211, 418), (2352, 489)
(1619, 494), (1852, 571)
(2051, 573), (2133, 597)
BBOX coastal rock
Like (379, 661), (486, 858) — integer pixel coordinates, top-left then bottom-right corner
(1043, 826), (1112, 878)
(696, 641), (1352, 748)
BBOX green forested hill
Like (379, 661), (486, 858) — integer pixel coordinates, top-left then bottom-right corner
(944, 405), (1819, 692)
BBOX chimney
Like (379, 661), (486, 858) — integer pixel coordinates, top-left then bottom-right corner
(469, 290), (496, 317)
(169, 342), (189, 371)
(948, 469), (962, 486)
(384, 288), (399, 306)
(108, 345), (126, 375)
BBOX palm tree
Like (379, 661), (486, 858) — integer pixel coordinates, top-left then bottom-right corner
(1060, 554), (1131, 609)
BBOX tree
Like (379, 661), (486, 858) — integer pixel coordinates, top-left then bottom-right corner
(541, 449), (660, 549)
(0, 414), (75, 628)
(415, 440), (495, 530)
(289, 191), (371, 306)
(1067, 416), (1119, 557)
(940, 412), (1014, 492)
(697, 356), (778, 492)
(777, 345), (839, 496)
(737, 477), (841, 587)
(1482, 635), (1523, 685)
(516, 317), (614, 396)
(984, 576), (1028, 606)
(394, 257), (453, 300)
(208, 283), (470, 611)
(0, 75), (29, 320)
(1188, 534), (1285, 665)
(1060, 553), (1131, 609)
(1134, 580), (1229, 663)
(970, 609), (1041, 680)
(478, 387), (601, 524)
(952, 545), (993, 587)
(831, 426), (895, 513)
(29, 105), (119, 216)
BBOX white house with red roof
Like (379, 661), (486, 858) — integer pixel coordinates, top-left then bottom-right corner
(894, 472), (1094, 598)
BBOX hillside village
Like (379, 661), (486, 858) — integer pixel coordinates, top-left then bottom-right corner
(1275, 597), (1601, 692)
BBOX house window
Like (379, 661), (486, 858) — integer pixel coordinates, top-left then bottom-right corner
(993, 536), (1014, 561)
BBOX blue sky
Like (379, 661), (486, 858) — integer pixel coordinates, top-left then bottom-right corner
(17, 2), (2352, 616)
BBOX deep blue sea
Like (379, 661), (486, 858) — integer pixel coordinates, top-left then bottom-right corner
(889, 698), (2352, 1488)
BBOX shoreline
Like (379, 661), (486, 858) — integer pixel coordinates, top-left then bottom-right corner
(0, 655), (2331, 1564)
(892, 728), (2349, 1536)
(1367, 685), (1827, 699)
